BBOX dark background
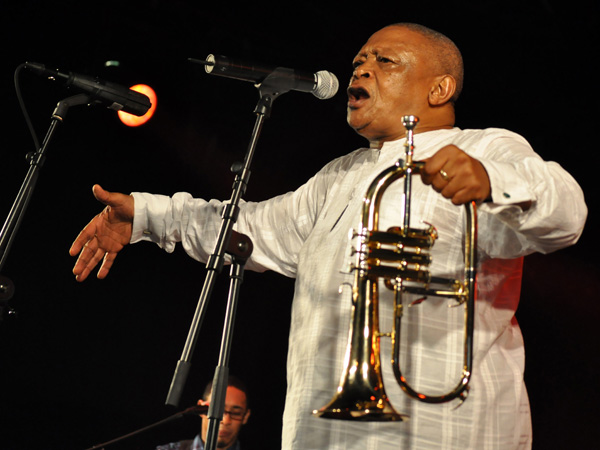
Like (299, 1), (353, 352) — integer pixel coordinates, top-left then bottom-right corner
(1, 1), (598, 449)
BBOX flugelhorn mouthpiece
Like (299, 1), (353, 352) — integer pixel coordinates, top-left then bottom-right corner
(401, 115), (419, 130)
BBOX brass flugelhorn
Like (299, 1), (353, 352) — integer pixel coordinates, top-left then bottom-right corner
(313, 115), (477, 421)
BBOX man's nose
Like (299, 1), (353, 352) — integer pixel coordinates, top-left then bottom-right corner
(353, 61), (374, 79)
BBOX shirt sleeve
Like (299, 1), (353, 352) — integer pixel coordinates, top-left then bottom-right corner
(130, 158), (339, 278)
(472, 130), (587, 258)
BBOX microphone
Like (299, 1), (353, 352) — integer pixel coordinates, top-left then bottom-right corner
(192, 54), (339, 100)
(23, 62), (152, 116)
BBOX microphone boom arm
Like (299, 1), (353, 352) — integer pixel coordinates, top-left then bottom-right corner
(0, 93), (90, 276)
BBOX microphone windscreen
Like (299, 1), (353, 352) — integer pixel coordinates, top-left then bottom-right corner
(314, 71), (339, 100)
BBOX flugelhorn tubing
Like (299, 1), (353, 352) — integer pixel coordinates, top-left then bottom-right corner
(402, 115), (418, 231)
(391, 200), (477, 404)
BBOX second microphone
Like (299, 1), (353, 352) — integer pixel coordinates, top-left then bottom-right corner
(195, 54), (339, 100)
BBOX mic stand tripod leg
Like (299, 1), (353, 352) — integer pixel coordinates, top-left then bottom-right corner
(205, 241), (251, 450)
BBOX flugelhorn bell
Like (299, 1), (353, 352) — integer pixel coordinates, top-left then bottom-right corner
(313, 115), (477, 421)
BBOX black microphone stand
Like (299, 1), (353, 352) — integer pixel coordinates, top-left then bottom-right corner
(165, 68), (299, 450)
(0, 93), (91, 319)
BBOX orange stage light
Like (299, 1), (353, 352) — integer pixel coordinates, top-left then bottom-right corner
(118, 84), (157, 126)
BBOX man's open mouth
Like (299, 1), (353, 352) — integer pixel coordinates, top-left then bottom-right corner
(347, 86), (370, 107)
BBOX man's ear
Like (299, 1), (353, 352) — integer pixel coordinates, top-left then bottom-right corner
(242, 409), (251, 425)
(429, 74), (457, 106)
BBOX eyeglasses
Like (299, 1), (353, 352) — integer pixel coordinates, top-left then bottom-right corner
(222, 409), (246, 421)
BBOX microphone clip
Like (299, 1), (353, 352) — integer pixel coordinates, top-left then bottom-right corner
(254, 67), (299, 116)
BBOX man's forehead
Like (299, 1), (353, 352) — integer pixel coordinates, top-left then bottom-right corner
(355, 27), (424, 57)
(225, 386), (248, 407)
(354, 42), (412, 58)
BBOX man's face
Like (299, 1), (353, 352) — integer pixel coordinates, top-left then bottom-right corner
(200, 386), (250, 449)
(347, 26), (438, 144)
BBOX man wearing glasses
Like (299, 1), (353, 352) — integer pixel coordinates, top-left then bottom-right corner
(157, 376), (251, 450)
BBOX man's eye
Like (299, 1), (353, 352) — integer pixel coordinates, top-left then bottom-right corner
(377, 56), (393, 63)
(352, 60), (363, 69)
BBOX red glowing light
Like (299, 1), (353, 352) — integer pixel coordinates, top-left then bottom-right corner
(118, 84), (157, 127)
